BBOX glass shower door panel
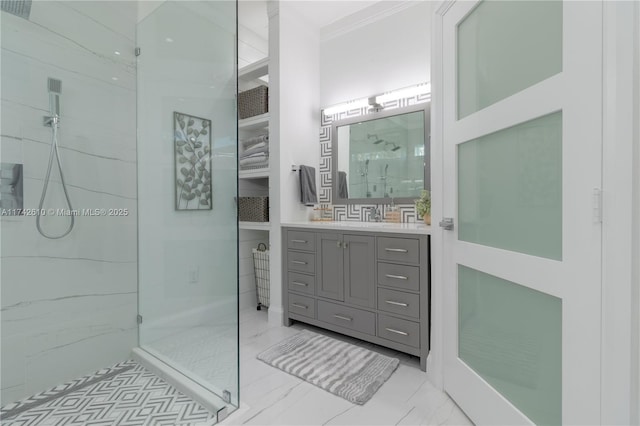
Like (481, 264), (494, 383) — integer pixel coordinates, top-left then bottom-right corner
(137, 0), (238, 408)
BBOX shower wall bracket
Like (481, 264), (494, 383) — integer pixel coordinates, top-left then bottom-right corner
(43, 115), (58, 127)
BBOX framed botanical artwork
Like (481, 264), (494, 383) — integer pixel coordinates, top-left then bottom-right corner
(174, 112), (212, 210)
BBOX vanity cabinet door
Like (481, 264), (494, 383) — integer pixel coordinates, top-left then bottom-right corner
(317, 232), (344, 301)
(343, 234), (375, 308)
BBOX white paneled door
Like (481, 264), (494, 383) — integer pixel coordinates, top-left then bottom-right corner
(439, 1), (602, 424)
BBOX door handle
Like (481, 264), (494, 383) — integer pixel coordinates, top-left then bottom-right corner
(291, 281), (308, 287)
(292, 260), (307, 265)
(291, 239), (307, 244)
(385, 248), (408, 253)
(292, 303), (308, 310)
(439, 217), (454, 231)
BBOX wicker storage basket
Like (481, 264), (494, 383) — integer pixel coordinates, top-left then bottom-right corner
(252, 243), (270, 310)
(238, 196), (269, 222)
(238, 85), (268, 119)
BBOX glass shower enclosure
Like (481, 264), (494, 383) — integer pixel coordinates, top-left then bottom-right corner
(0, 0), (239, 420)
(136, 0), (239, 410)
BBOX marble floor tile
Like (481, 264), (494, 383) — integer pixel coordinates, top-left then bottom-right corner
(226, 308), (474, 426)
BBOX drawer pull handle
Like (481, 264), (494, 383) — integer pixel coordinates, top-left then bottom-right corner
(333, 314), (353, 322)
(385, 300), (408, 307)
(292, 260), (307, 265)
(292, 303), (308, 310)
(385, 248), (408, 253)
(385, 274), (408, 280)
(292, 239), (307, 244)
(385, 327), (409, 336)
(292, 281), (308, 287)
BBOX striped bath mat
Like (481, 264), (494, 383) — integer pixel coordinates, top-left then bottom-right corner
(257, 330), (399, 404)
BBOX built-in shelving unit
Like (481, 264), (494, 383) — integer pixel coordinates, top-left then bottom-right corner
(239, 112), (270, 130)
(239, 221), (271, 231)
(238, 57), (273, 311)
(239, 167), (270, 179)
(238, 57), (268, 81)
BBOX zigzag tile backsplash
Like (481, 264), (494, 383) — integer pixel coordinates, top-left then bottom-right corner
(319, 93), (430, 223)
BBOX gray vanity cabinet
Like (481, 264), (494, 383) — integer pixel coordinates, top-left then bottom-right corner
(343, 234), (375, 308)
(316, 232), (375, 308)
(316, 233), (344, 301)
(284, 227), (430, 371)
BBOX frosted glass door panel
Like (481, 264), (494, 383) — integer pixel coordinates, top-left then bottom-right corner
(458, 265), (561, 425)
(457, 0), (562, 118)
(458, 112), (562, 260)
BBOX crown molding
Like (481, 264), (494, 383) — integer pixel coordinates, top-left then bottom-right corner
(320, 1), (421, 43)
(435, 0), (455, 16)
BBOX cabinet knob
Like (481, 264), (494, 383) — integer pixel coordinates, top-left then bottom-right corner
(336, 241), (342, 248)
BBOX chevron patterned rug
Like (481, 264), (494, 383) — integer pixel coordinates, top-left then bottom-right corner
(257, 330), (399, 405)
(0, 360), (215, 425)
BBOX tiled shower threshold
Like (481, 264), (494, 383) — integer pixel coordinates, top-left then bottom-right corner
(0, 360), (218, 425)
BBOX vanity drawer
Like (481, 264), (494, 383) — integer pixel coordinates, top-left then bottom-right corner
(377, 288), (420, 319)
(287, 251), (315, 274)
(287, 230), (316, 252)
(287, 272), (315, 295)
(377, 262), (420, 292)
(378, 237), (420, 264)
(377, 237), (420, 264)
(377, 314), (420, 348)
(289, 293), (316, 319)
(317, 300), (375, 336)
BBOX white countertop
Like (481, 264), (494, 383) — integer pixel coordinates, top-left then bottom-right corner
(281, 220), (432, 235)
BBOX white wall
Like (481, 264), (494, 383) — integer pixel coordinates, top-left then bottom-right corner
(268, 0), (321, 324)
(320, 1), (431, 107)
(0, 1), (138, 404)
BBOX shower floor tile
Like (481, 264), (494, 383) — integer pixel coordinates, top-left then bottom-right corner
(0, 360), (216, 426)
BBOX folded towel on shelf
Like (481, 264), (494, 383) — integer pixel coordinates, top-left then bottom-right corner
(299, 165), (317, 206)
(241, 142), (269, 158)
(241, 134), (269, 149)
(240, 159), (269, 170)
(338, 171), (349, 199)
(239, 153), (269, 166)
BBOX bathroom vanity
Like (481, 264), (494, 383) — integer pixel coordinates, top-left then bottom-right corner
(282, 222), (431, 370)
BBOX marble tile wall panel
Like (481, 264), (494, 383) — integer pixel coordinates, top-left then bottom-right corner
(1, 1), (138, 405)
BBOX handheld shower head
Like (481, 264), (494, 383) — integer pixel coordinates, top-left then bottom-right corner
(48, 77), (61, 118)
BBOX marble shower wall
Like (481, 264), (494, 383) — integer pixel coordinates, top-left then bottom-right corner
(0, 1), (138, 405)
(319, 94), (430, 222)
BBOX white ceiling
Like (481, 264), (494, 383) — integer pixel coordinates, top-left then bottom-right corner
(285, 1), (380, 29)
(238, 0), (384, 68)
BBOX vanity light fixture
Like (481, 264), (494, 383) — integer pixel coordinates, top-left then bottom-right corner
(375, 83), (431, 104)
(323, 97), (369, 116)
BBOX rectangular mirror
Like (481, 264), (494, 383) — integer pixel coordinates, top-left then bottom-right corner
(331, 103), (430, 204)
